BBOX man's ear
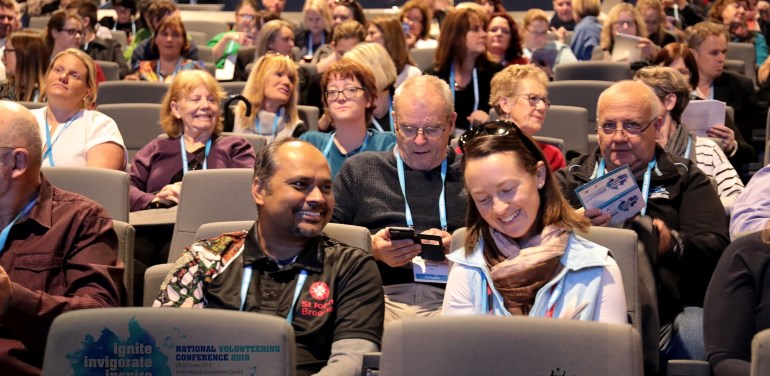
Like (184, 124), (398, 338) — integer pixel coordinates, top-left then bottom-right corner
(252, 178), (266, 206)
(10, 149), (30, 179)
(663, 93), (677, 112)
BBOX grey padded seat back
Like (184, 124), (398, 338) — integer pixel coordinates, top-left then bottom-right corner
(540, 105), (590, 157)
(554, 61), (633, 81)
(112, 220), (135, 307)
(42, 166), (130, 222)
(29, 16), (49, 30)
(95, 60), (120, 81)
(548, 80), (613, 130)
(197, 45), (215, 63)
(96, 81), (169, 105)
(184, 20), (228, 43)
(96, 103), (163, 161)
(187, 31), (208, 46)
(725, 59), (747, 77)
(111, 30), (127, 48)
(42, 308), (296, 376)
(221, 132), (270, 154)
(409, 47), (435, 72)
(144, 263), (172, 307)
(532, 135), (565, 153)
(221, 81), (247, 97)
(727, 41), (757, 85)
(752, 328), (770, 375)
(379, 316), (643, 376)
(298, 105), (320, 131)
(168, 168), (256, 262)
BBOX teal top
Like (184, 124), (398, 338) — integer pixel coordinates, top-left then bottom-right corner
(300, 130), (397, 178)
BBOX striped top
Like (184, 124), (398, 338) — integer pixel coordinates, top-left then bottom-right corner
(688, 137), (744, 212)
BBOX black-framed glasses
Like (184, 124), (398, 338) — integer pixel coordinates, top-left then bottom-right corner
(458, 120), (544, 159)
(325, 87), (364, 101)
(518, 94), (551, 108)
(597, 118), (657, 137)
(59, 28), (82, 36)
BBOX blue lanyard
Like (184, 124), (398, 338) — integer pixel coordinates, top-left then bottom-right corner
(396, 152), (448, 230)
(370, 100), (394, 133)
(449, 64), (479, 112)
(597, 156), (657, 216)
(113, 20), (137, 36)
(684, 137), (692, 159)
(0, 194), (38, 254)
(43, 109), (81, 167)
(322, 131), (371, 158)
(254, 108), (284, 137)
(307, 33), (324, 55)
(240, 265), (308, 324)
(179, 135), (212, 174)
(156, 57), (183, 81)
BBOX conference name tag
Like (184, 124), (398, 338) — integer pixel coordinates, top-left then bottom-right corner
(412, 256), (449, 283)
(575, 165), (644, 226)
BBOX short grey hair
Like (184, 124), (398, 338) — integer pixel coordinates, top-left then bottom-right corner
(393, 75), (454, 115)
(0, 101), (42, 168)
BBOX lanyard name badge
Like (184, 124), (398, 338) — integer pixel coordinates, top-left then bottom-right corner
(240, 265), (308, 324)
(306, 33), (324, 57)
(0, 194), (37, 253)
(322, 131), (371, 158)
(179, 136), (212, 174)
(370, 100), (394, 133)
(449, 64), (479, 112)
(156, 57), (183, 81)
(597, 156), (657, 216)
(395, 152), (448, 231)
(43, 109), (81, 166)
(216, 40), (239, 81)
(254, 108), (284, 138)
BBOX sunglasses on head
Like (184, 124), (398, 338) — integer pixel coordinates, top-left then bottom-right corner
(458, 120), (545, 160)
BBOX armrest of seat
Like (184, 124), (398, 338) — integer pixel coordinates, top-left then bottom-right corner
(667, 359), (711, 376)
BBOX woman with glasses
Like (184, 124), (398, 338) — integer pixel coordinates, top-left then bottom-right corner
(442, 120), (627, 322)
(0, 30), (49, 102)
(594, 3), (659, 62)
(636, 0), (678, 47)
(366, 16), (421, 87)
(130, 70), (256, 212)
(634, 66), (744, 212)
(300, 59), (396, 177)
(710, 0), (768, 67)
(31, 49), (127, 170)
(126, 17), (204, 82)
(489, 65), (565, 171)
(233, 54), (306, 141)
(486, 12), (527, 67)
(521, 9), (577, 79)
(45, 10), (84, 58)
(432, 7), (502, 131)
(207, 0), (259, 71)
(401, 0), (437, 49)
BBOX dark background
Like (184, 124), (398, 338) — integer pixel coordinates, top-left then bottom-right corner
(255, 0), (552, 12)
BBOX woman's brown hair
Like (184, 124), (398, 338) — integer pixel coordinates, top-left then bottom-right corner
(434, 7), (488, 72)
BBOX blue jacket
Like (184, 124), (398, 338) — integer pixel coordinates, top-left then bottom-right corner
(444, 232), (613, 320)
(570, 16), (602, 61)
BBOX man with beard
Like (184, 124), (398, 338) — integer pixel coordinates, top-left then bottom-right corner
(155, 139), (384, 376)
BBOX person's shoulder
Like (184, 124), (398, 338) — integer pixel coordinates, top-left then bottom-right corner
(298, 130), (330, 146)
(49, 184), (111, 220)
(345, 149), (392, 167)
(319, 234), (373, 268)
(369, 131), (397, 150)
(186, 230), (249, 259)
(84, 109), (119, 127)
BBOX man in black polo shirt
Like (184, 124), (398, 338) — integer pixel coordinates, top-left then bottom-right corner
(155, 139), (384, 376)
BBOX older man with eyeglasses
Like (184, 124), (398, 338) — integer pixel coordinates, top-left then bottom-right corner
(555, 80), (729, 370)
(332, 75), (467, 322)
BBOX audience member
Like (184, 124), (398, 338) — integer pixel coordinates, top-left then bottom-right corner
(207, 0), (259, 70)
(570, 0), (602, 60)
(634, 66), (744, 212)
(343, 43), (398, 132)
(0, 101), (124, 374)
(255, 19), (295, 58)
(301, 59), (396, 177)
(0, 30), (48, 102)
(551, 0), (576, 34)
(555, 80), (729, 365)
(663, 0), (705, 29)
(333, 75), (466, 321)
(475, 0), (505, 16)
(486, 12), (527, 66)
(295, 0), (332, 60)
(431, 7), (501, 131)
(98, 0), (140, 43)
(314, 20), (365, 74)
(366, 16), (421, 87)
(522, 8), (577, 78)
(155, 138), (385, 376)
(261, 0), (286, 15)
(637, 0), (679, 46)
(595, 3), (660, 62)
(489, 64), (565, 171)
(332, 0), (366, 26)
(45, 10), (83, 58)
(126, 17), (205, 82)
(129, 1), (200, 70)
(729, 164), (770, 238)
(401, 0), (437, 49)
(233, 54), (306, 140)
(33, 49), (127, 170)
(0, 0), (18, 50)
(709, 0), (769, 66)
(72, 0), (130, 79)
(443, 120), (626, 323)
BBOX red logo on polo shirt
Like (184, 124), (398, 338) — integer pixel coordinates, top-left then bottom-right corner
(309, 281), (330, 301)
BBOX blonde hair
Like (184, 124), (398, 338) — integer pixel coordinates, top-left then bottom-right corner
(572, 0), (601, 20)
(42, 48), (97, 108)
(160, 70), (226, 137)
(601, 3), (648, 51)
(636, 0), (667, 43)
(302, 0), (333, 34)
(238, 54), (300, 127)
(523, 8), (550, 29)
(343, 43), (397, 92)
(489, 64), (548, 117)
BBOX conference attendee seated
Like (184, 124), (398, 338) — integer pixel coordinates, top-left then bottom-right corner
(593, 3), (660, 62)
(555, 81), (729, 365)
(97, 0), (139, 42)
(570, 0), (602, 61)
(129, 0), (199, 70)
(233, 54), (306, 141)
(0, 101), (124, 374)
(233, 19), (295, 81)
(294, 0), (332, 60)
(442, 120), (627, 323)
(207, 0), (259, 72)
(0, 30), (48, 102)
(401, 0), (437, 49)
(729, 164), (770, 238)
(521, 8), (577, 77)
(125, 17), (205, 82)
(31, 49), (127, 170)
(489, 64), (566, 171)
(70, 0), (131, 79)
(551, 0), (577, 34)
(332, 75), (466, 321)
(709, 0), (769, 67)
(365, 16), (422, 88)
(300, 59), (396, 177)
(155, 139), (384, 376)
(261, 0), (286, 17)
(314, 20), (366, 74)
(704, 227), (770, 376)
(485, 12), (528, 67)
(634, 66), (744, 213)
(636, 0), (678, 47)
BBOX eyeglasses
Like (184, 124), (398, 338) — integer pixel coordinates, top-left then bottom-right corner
(325, 86), (364, 101)
(3, 48), (14, 56)
(597, 118), (657, 136)
(527, 28), (548, 36)
(613, 20), (635, 28)
(458, 120), (544, 157)
(237, 14), (257, 21)
(518, 94), (551, 108)
(396, 125), (446, 140)
(59, 28), (83, 36)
